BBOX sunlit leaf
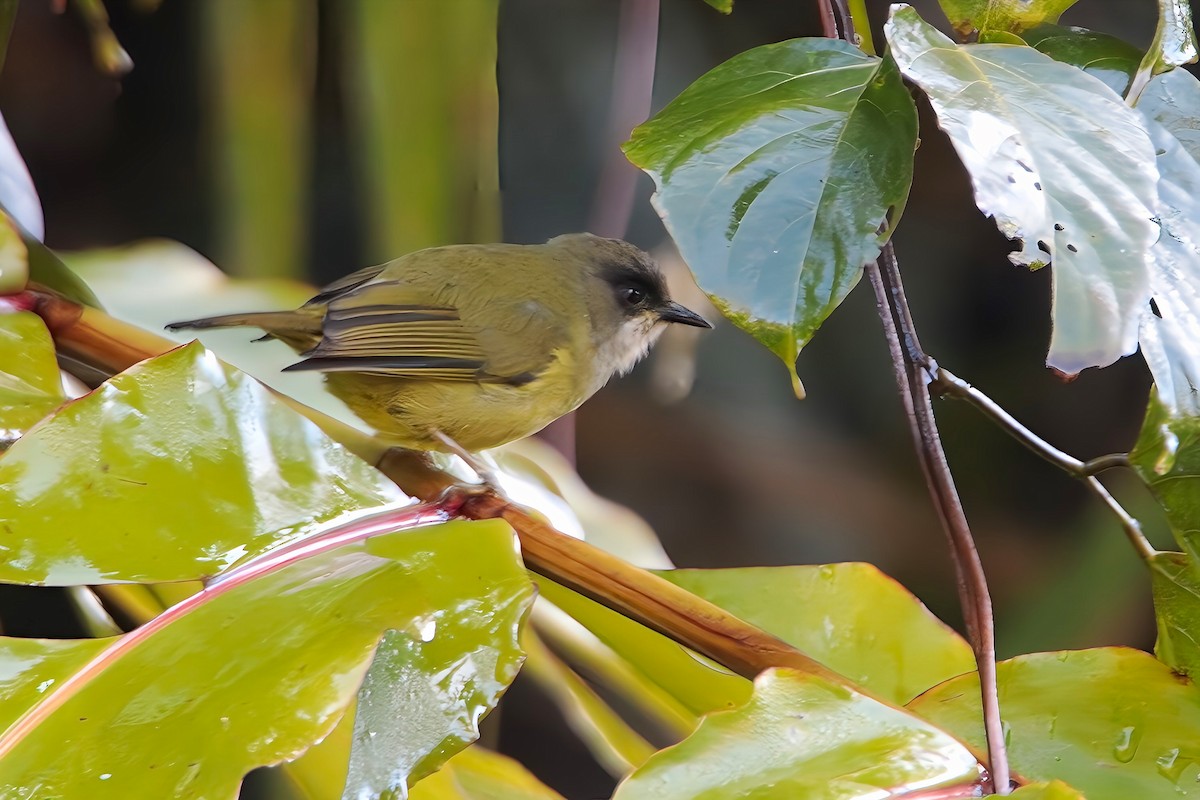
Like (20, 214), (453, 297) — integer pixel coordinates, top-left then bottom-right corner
(662, 564), (975, 704)
(613, 668), (981, 800)
(886, 5), (1159, 375)
(936, 0), (1079, 36)
(910, 648), (1200, 800)
(1135, 69), (1200, 415)
(1146, 0), (1197, 75)
(625, 39), (917, 395)
(410, 745), (564, 800)
(1131, 391), (1200, 560)
(0, 311), (63, 440)
(699, 0), (732, 13)
(0, 341), (403, 585)
(0, 517), (533, 799)
(1018, 23), (1142, 95)
(1149, 551), (1200, 677)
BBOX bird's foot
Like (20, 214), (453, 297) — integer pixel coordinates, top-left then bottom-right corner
(431, 430), (505, 493)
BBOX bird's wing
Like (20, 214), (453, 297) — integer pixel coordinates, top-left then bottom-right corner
(282, 277), (563, 384)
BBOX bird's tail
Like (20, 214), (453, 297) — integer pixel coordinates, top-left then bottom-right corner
(166, 310), (315, 333)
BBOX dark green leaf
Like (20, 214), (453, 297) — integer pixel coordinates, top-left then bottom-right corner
(0, 311), (64, 440)
(0, 341), (402, 584)
(910, 648), (1200, 800)
(613, 668), (981, 800)
(886, 5), (1159, 375)
(1131, 391), (1200, 558)
(1150, 551), (1200, 676)
(0, 517), (533, 799)
(937, 0), (1079, 36)
(625, 39), (917, 394)
(1019, 23), (1143, 96)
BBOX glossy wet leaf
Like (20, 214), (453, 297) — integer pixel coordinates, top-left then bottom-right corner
(613, 668), (981, 800)
(1135, 69), (1200, 416)
(625, 39), (917, 394)
(662, 564), (975, 704)
(410, 745), (564, 800)
(1131, 392), (1200, 559)
(1149, 551), (1200, 677)
(1009, 782), (1087, 799)
(0, 311), (63, 439)
(886, 5), (1159, 375)
(1019, 23), (1142, 95)
(0, 517), (533, 799)
(0, 341), (403, 585)
(936, 0), (1079, 36)
(1146, 0), (1198, 74)
(910, 648), (1200, 800)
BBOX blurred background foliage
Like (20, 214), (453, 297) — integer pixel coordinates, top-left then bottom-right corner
(0, 0), (1181, 795)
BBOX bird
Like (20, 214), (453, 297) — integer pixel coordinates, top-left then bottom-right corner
(167, 233), (711, 469)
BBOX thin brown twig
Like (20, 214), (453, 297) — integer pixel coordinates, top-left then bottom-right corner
(815, 0), (839, 38)
(931, 368), (1154, 560)
(821, 0), (1006, 789)
(870, 246), (1010, 795)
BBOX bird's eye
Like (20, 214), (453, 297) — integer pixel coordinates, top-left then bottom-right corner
(621, 286), (645, 306)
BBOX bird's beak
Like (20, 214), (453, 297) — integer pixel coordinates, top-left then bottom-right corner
(657, 301), (712, 329)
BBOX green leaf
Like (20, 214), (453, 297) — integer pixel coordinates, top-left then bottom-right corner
(699, 0), (732, 13)
(0, 311), (64, 439)
(0, 212), (26, 293)
(1149, 551), (1200, 677)
(1131, 391), (1200, 558)
(1147, 0), (1197, 74)
(1019, 23), (1143, 96)
(0, 341), (403, 585)
(661, 564), (975, 704)
(613, 668), (981, 800)
(0, 516), (533, 799)
(886, 5), (1159, 376)
(26, 232), (101, 308)
(410, 745), (564, 800)
(937, 0), (1079, 36)
(625, 39), (917, 395)
(909, 648), (1200, 800)
(1009, 781), (1087, 799)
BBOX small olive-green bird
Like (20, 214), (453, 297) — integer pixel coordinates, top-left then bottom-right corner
(168, 233), (710, 455)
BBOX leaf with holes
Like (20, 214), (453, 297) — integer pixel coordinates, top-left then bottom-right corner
(937, 0), (1080, 36)
(886, 5), (1159, 375)
(625, 38), (917, 395)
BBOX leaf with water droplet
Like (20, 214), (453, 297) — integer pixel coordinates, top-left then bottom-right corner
(1131, 391), (1200, 561)
(625, 38), (917, 395)
(910, 648), (1200, 800)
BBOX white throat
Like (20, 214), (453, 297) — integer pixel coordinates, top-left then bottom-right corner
(595, 315), (665, 382)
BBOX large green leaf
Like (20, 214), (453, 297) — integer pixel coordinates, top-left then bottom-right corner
(1149, 551), (1200, 677)
(539, 562), (976, 719)
(0, 516), (533, 798)
(1131, 391), (1200, 559)
(410, 745), (564, 800)
(1019, 23), (1142, 96)
(910, 648), (1200, 800)
(0, 341), (402, 585)
(662, 564), (975, 704)
(0, 311), (63, 439)
(613, 668), (981, 800)
(937, 0), (1079, 36)
(886, 5), (1159, 376)
(625, 39), (917, 394)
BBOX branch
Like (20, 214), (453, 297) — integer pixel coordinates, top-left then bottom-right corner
(931, 368), (1155, 561)
(867, 246), (1010, 795)
(26, 288), (857, 692)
